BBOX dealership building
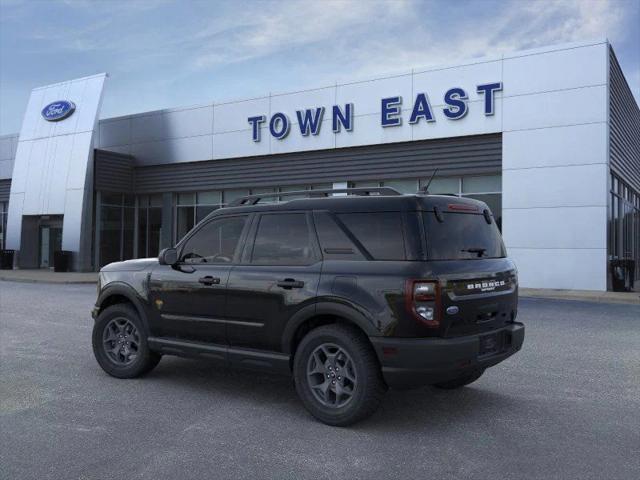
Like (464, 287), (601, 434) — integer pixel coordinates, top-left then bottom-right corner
(0, 39), (638, 291)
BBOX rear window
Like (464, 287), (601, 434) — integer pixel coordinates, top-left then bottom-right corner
(337, 212), (405, 260)
(423, 212), (505, 260)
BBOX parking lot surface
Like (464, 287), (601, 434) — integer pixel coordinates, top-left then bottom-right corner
(1, 280), (638, 480)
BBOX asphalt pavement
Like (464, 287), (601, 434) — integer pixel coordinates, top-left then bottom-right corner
(1, 280), (638, 480)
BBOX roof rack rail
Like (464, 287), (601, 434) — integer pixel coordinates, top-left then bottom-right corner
(228, 187), (402, 207)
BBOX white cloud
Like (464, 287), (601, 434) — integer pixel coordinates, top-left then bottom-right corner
(189, 0), (412, 70)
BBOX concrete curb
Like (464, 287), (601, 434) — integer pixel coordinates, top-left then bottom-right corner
(0, 277), (97, 285)
(519, 289), (640, 306)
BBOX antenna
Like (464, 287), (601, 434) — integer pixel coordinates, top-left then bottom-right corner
(421, 169), (439, 194)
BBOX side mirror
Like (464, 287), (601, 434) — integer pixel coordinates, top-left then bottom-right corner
(158, 247), (178, 266)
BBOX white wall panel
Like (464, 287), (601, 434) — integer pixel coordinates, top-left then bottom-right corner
(21, 138), (48, 214)
(18, 88), (45, 141)
(503, 85), (607, 131)
(65, 131), (93, 190)
(503, 206), (606, 249)
(214, 97), (269, 134)
(131, 113), (164, 143)
(503, 44), (607, 96)
(5, 192), (24, 248)
(412, 99), (502, 141)
(413, 60), (502, 103)
(99, 118), (131, 147)
(48, 135), (73, 213)
(503, 163), (607, 209)
(509, 248), (607, 291)
(61, 188), (85, 251)
(163, 106), (213, 139)
(336, 74), (412, 116)
(503, 123), (608, 170)
(270, 87), (336, 118)
(0, 160), (12, 179)
(131, 134), (213, 166)
(213, 128), (270, 159)
(270, 118), (335, 154)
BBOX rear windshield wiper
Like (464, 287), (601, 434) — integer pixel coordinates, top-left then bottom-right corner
(461, 248), (487, 257)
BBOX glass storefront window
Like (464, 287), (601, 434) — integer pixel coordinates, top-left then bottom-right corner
(176, 205), (195, 242)
(422, 177), (460, 195)
(138, 194), (163, 258)
(98, 193), (135, 267)
(250, 187), (277, 203)
(223, 189), (249, 205)
(198, 191), (221, 205)
(351, 181), (381, 189)
(383, 179), (418, 194)
(177, 192), (196, 205)
(279, 185), (307, 200)
(0, 201), (8, 249)
(462, 175), (501, 194)
(608, 173), (640, 289)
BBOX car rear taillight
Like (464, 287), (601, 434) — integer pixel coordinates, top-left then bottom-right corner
(405, 280), (441, 328)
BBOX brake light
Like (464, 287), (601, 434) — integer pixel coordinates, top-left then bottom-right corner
(405, 280), (441, 328)
(448, 203), (478, 212)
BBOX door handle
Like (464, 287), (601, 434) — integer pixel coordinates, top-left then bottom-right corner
(198, 276), (221, 286)
(277, 278), (305, 289)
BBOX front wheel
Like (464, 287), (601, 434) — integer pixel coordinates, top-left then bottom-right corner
(432, 369), (485, 390)
(293, 324), (386, 426)
(92, 304), (161, 379)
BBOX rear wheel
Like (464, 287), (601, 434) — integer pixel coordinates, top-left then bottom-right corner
(293, 324), (386, 426)
(432, 369), (485, 389)
(92, 304), (160, 378)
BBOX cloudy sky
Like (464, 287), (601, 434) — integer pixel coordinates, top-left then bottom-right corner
(0, 0), (638, 134)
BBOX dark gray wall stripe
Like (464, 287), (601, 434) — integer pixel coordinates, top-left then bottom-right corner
(131, 134), (501, 194)
(609, 47), (640, 193)
(0, 179), (11, 202)
(94, 149), (134, 193)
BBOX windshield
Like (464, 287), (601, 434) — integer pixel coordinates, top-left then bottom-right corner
(423, 212), (506, 260)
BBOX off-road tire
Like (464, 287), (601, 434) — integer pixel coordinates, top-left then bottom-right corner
(293, 324), (386, 426)
(92, 304), (161, 378)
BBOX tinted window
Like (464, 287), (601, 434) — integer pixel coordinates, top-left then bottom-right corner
(180, 216), (247, 264)
(337, 212), (405, 260)
(423, 212), (505, 260)
(252, 213), (314, 265)
(313, 212), (365, 260)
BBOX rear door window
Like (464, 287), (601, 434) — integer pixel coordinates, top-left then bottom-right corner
(336, 212), (406, 260)
(423, 212), (505, 260)
(251, 213), (316, 265)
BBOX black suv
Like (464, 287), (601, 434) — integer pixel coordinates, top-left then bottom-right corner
(92, 188), (524, 426)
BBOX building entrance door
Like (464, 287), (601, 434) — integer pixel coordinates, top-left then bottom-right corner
(39, 225), (62, 268)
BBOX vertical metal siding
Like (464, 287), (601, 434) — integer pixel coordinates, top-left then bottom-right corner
(609, 47), (640, 193)
(94, 149), (134, 193)
(132, 133), (502, 194)
(0, 179), (11, 202)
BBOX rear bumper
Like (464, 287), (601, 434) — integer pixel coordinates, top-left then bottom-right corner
(370, 323), (525, 389)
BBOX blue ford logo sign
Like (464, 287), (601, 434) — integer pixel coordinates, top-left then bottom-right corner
(41, 100), (76, 122)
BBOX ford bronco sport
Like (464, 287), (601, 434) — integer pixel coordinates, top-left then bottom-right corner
(92, 187), (524, 426)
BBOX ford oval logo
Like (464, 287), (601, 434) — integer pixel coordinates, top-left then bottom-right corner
(41, 100), (76, 122)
